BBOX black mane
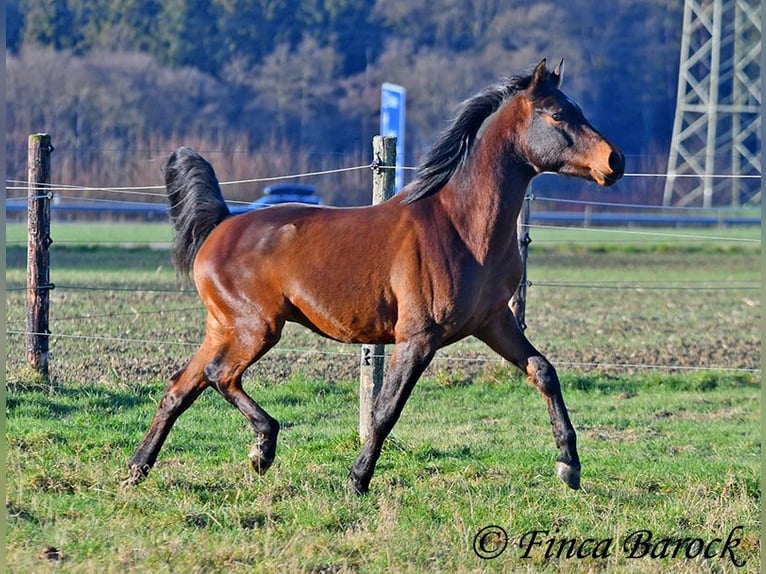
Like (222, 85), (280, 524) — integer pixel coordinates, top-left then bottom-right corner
(403, 74), (533, 204)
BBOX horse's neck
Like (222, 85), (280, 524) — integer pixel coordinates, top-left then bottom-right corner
(437, 145), (533, 264)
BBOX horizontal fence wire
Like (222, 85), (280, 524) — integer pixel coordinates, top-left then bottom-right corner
(5, 284), (196, 293)
(6, 281), (761, 293)
(6, 162), (375, 197)
(532, 195), (761, 211)
(523, 223), (761, 243)
(6, 167), (762, 198)
(529, 280), (760, 291)
(5, 166), (761, 376)
(4, 330), (760, 374)
(6, 273), (760, 374)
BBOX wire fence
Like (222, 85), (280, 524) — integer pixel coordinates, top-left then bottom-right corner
(5, 167), (762, 377)
(5, 169), (763, 201)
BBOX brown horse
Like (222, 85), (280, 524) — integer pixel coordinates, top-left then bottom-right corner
(127, 59), (624, 493)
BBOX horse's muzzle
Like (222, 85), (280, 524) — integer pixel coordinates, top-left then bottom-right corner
(592, 149), (625, 187)
(604, 149), (625, 186)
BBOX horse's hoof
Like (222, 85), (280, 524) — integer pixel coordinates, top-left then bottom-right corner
(123, 464), (149, 486)
(348, 472), (370, 496)
(249, 444), (274, 475)
(556, 461), (581, 490)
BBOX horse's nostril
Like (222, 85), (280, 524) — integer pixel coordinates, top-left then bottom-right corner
(609, 150), (625, 175)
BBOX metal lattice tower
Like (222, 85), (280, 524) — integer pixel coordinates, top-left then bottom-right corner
(663, 0), (761, 207)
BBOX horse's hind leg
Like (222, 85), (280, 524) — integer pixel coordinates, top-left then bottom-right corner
(125, 344), (213, 485)
(126, 317), (281, 484)
(203, 341), (280, 475)
(476, 309), (581, 489)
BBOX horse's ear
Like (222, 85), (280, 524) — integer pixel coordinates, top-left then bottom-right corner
(532, 59), (548, 88)
(551, 59), (564, 87)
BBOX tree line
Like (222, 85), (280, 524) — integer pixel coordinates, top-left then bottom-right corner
(7, 0), (683, 206)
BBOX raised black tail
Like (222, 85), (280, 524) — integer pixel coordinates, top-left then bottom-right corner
(164, 146), (231, 279)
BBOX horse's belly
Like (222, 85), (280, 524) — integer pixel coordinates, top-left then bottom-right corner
(287, 293), (397, 345)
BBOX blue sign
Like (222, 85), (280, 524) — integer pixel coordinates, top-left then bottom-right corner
(380, 83), (406, 193)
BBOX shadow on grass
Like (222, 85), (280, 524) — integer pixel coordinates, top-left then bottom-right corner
(6, 378), (157, 418)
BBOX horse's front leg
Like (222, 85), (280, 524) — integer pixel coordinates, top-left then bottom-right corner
(476, 308), (580, 489)
(350, 335), (437, 494)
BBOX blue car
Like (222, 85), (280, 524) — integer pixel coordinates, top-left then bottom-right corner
(247, 184), (323, 209)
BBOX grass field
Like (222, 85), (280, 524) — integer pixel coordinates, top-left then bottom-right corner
(4, 220), (763, 247)
(4, 221), (762, 572)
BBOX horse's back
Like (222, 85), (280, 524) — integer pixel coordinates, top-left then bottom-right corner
(194, 202), (408, 343)
(193, 198), (522, 344)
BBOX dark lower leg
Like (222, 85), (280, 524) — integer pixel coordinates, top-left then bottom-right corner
(527, 356), (580, 489)
(219, 386), (280, 474)
(349, 411), (394, 494)
(125, 367), (207, 484)
(350, 340), (435, 494)
(202, 341), (281, 474)
(476, 313), (581, 490)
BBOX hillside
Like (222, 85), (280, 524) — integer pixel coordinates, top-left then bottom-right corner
(7, 0), (684, 205)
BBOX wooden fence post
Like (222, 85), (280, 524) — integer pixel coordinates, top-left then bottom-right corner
(359, 135), (396, 443)
(510, 193), (531, 331)
(26, 133), (54, 381)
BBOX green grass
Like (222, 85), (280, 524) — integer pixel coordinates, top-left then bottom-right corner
(5, 220), (761, 249)
(5, 222), (762, 572)
(526, 223), (761, 250)
(6, 221), (173, 246)
(6, 372), (761, 573)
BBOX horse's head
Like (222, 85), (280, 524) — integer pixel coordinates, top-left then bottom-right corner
(519, 59), (624, 186)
